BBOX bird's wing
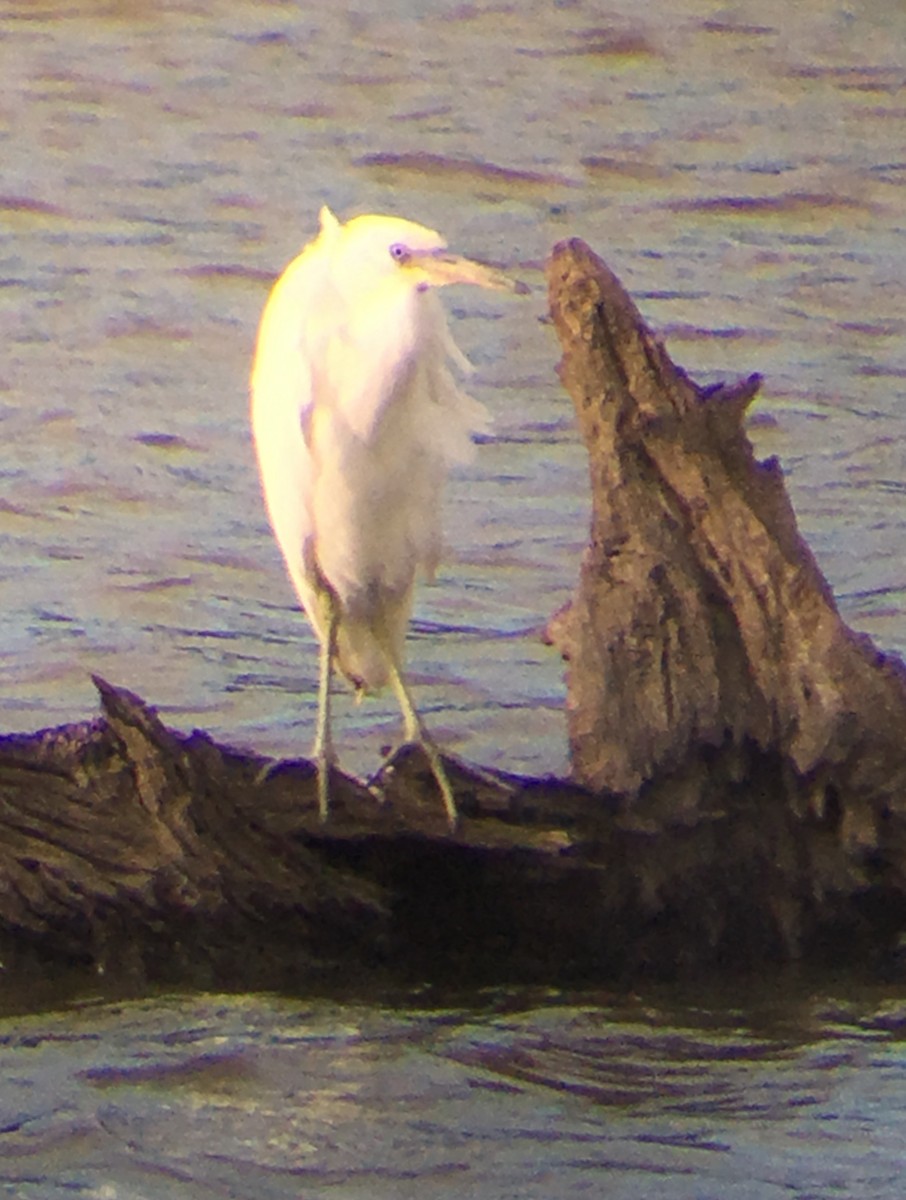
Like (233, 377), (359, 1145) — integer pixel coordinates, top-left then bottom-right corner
(326, 284), (488, 455)
(250, 238), (337, 617)
(322, 279), (422, 444)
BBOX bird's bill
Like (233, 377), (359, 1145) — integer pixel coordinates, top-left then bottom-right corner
(411, 250), (530, 295)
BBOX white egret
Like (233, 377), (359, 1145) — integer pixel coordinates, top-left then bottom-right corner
(250, 206), (526, 828)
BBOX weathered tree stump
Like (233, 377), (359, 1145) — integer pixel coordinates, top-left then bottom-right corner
(2, 237), (906, 991)
(546, 238), (906, 932)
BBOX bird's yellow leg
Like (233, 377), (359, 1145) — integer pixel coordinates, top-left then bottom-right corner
(312, 602), (339, 822)
(386, 658), (458, 831)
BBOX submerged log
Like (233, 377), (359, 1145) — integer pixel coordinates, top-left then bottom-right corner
(2, 238), (906, 990)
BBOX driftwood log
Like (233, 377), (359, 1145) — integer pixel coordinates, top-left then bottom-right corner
(3, 238), (906, 991)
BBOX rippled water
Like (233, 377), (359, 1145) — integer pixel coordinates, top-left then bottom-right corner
(2, 978), (906, 1199)
(2, 0), (904, 779)
(2, 2), (906, 1192)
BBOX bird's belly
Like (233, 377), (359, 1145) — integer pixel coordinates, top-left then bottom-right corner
(313, 465), (431, 691)
(311, 423), (443, 625)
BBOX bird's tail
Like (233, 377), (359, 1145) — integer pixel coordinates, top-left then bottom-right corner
(335, 621), (396, 694)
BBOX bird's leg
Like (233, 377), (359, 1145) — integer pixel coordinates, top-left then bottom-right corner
(312, 601), (339, 821)
(386, 657), (458, 831)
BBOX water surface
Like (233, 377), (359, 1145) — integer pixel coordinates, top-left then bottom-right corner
(2, 977), (906, 1199)
(1, 5), (906, 1194)
(1, 0), (903, 779)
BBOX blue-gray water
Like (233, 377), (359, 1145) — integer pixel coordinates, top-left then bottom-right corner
(2, 1), (905, 1195)
(3, 0), (904, 777)
(2, 978), (906, 1199)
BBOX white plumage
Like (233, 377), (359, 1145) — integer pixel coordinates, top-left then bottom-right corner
(250, 206), (525, 826)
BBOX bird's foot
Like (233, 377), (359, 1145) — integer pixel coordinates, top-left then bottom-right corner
(316, 754), (332, 823)
(421, 739), (458, 831)
(312, 739), (339, 822)
(254, 748), (336, 823)
(254, 758), (282, 786)
(374, 738), (458, 831)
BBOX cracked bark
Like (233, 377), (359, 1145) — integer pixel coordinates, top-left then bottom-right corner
(547, 239), (906, 840)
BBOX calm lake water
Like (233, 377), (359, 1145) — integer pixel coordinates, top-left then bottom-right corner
(2, 0), (905, 1195)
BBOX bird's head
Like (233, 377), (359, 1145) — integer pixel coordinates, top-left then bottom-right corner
(318, 207), (529, 298)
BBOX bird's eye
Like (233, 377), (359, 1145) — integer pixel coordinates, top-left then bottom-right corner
(389, 243), (410, 264)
